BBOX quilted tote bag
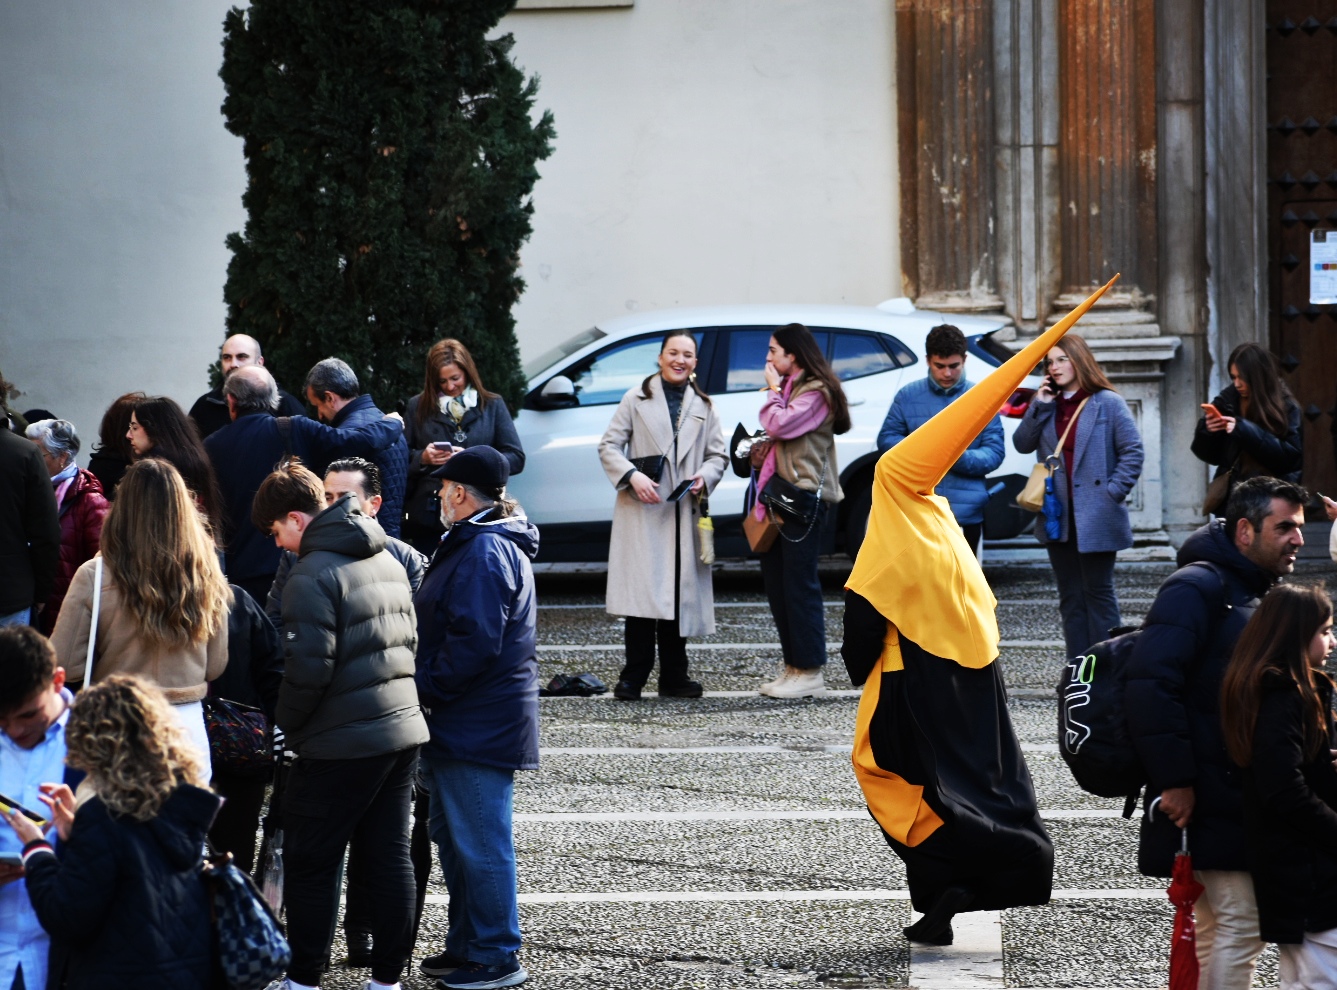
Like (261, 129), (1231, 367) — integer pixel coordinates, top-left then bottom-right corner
(203, 851), (291, 989)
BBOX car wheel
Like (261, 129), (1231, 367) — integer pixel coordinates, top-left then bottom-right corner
(843, 482), (873, 560)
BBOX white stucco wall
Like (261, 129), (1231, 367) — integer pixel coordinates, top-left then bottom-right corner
(0, 2), (244, 455)
(0, 1), (899, 453)
(501, 0), (901, 354)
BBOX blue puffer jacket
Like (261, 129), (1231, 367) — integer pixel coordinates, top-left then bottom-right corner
(877, 376), (1005, 525)
(414, 507), (540, 771)
(319, 394), (409, 539)
(23, 784), (221, 989)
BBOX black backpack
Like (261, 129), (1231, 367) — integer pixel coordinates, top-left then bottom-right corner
(1055, 560), (1229, 817)
(1056, 627), (1145, 813)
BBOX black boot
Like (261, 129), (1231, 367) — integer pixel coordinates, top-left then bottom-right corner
(345, 929), (373, 966)
(613, 680), (642, 700)
(904, 886), (974, 946)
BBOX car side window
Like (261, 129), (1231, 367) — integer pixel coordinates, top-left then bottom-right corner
(721, 328), (831, 393)
(830, 332), (906, 380)
(564, 333), (703, 406)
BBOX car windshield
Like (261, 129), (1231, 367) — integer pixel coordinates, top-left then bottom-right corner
(523, 327), (607, 381)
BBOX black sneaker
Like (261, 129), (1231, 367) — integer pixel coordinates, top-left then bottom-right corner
(612, 680), (642, 700)
(420, 949), (468, 977)
(658, 680), (703, 698)
(438, 960), (529, 989)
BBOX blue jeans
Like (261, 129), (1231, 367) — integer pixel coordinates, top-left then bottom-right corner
(758, 503), (828, 669)
(0, 608), (31, 628)
(423, 757), (520, 965)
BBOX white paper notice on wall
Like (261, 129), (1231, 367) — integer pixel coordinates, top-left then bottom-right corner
(1312, 230), (1337, 305)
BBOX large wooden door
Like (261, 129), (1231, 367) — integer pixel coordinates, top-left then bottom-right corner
(1267, 5), (1337, 499)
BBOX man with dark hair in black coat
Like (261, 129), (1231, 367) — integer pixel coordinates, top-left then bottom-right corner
(1126, 475), (1306, 990)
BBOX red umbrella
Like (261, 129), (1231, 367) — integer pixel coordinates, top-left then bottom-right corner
(1167, 827), (1204, 990)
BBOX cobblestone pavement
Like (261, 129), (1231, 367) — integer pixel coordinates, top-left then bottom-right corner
(315, 558), (1335, 989)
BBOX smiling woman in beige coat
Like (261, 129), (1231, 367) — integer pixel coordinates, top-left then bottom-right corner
(598, 333), (728, 701)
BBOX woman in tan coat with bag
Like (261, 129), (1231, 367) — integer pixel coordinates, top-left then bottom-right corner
(598, 332), (728, 700)
(50, 458), (231, 776)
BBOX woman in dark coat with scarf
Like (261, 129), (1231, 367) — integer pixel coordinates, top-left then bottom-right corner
(1221, 584), (1337, 987)
(402, 338), (525, 555)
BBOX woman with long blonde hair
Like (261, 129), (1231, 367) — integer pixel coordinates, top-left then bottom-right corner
(4, 675), (219, 988)
(50, 458), (231, 775)
(402, 337), (526, 553)
(1013, 333), (1144, 657)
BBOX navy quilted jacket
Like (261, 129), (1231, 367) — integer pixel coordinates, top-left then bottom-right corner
(23, 784), (220, 989)
(321, 394), (409, 539)
(876, 376), (1005, 525)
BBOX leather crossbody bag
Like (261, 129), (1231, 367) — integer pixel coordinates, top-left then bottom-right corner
(1016, 396), (1089, 513)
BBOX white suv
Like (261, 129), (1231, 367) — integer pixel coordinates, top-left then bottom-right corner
(509, 302), (1042, 561)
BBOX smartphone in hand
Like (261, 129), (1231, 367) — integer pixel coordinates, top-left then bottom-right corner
(1201, 403), (1222, 419)
(431, 441), (454, 451)
(0, 793), (49, 829)
(666, 479), (695, 502)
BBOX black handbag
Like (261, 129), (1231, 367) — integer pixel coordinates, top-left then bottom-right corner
(760, 475), (820, 527)
(203, 696), (273, 780)
(629, 455), (666, 483)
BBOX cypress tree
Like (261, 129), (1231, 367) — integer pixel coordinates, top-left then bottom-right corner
(219, 0), (554, 410)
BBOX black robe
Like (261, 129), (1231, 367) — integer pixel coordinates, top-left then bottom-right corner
(842, 588), (1053, 912)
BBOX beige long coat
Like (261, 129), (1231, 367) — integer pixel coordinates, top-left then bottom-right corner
(598, 376), (728, 638)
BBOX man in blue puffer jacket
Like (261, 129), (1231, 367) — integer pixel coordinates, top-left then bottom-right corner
(413, 445), (539, 990)
(877, 324), (1004, 552)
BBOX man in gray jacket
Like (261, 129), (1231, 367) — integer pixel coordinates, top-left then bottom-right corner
(252, 460), (429, 990)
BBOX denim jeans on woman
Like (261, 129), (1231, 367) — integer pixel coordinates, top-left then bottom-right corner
(423, 757), (522, 966)
(759, 503), (827, 670)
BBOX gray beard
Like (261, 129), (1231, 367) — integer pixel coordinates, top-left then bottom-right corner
(439, 501), (457, 532)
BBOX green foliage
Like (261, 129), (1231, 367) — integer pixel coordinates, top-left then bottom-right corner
(220, 0), (554, 411)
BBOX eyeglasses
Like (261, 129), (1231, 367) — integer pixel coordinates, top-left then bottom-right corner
(1045, 355), (1072, 367)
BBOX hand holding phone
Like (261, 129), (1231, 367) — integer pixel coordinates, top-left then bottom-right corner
(431, 441), (454, 450)
(665, 479), (695, 502)
(1201, 402), (1222, 420)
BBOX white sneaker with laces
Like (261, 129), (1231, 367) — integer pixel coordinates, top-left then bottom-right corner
(761, 666), (826, 698)
(757, 665), (791, 697)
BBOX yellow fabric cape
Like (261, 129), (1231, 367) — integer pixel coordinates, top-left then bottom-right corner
(845, 275), (1120, 668)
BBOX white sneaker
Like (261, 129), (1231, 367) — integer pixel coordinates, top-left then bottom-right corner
(757, 665), (791, 696)
(760, 666), (826, 698)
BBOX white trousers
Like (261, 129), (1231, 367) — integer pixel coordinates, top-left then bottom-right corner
(1195, 869), (1265, 990)
(1280, 927), (1337, 990)
(171, 699), (212, 782)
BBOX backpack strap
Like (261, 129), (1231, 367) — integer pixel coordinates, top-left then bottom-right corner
(275, 416), (293, 459)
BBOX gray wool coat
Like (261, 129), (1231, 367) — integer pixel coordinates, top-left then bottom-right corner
(1012, 388), (1145, 553)
(598, 377), (728, 638)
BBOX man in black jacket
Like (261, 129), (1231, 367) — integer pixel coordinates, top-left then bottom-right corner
(0, 402), (60, 627)
(1126, 476), (1306, 990)
(252, 460), (428, 990)
(188, 333), (305, 439)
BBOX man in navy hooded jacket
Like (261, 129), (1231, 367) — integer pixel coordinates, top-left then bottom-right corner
(413, 445), (539, 990)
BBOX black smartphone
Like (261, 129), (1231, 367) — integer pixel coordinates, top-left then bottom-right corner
(1044, 375), (1060, 393)
(0, 792), (48, 829)
(666, 479), (695, 502)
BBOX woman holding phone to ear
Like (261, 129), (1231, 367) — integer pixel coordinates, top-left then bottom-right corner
(598, 332), (727, 701)
(1193, 342), (1302, 512)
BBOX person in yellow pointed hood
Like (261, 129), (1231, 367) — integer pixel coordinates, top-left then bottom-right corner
(840, 277), (1119, 946)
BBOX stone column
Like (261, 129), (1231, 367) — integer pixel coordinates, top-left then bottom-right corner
(993, 0), (1061, 331)
(1054, 0), (1158, 315)
(896, 0), (1002, 312)
(1161, 0), (1212, 542)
